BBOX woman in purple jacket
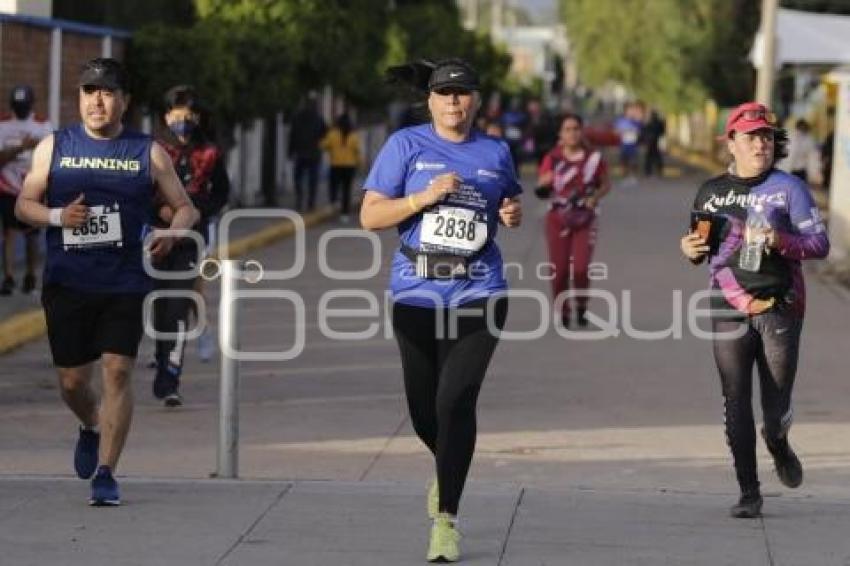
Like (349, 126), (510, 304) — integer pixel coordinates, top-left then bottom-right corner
(680, 102), (829, 519)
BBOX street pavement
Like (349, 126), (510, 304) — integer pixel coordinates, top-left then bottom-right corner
(2, 165), (850, 565)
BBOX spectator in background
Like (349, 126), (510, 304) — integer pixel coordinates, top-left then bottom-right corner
(614, 101), (644, 186)
(288, 94), (327, 211)
(485, 120), (504, 138)
(642, 109), (666, 177)
(501, 96), (528, 171)
(822, 128), (834, 191)
(320, 113), (360, 223)
(525, 98), (558, 167)
(0, 86), (52, 295)
(780, 118), (820, 184)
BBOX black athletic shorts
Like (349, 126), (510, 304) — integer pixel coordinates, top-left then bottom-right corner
(41, 284), (146, 367)
(0, 193), (34, 232)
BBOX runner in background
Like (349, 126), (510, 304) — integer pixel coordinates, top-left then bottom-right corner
(536, 113), (611, 327)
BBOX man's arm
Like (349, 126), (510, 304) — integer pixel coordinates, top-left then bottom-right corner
(15, 135), (86, 229)
(148, 141), (199, 258)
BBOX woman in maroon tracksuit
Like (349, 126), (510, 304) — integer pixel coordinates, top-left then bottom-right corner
(537, 113), (611, 327)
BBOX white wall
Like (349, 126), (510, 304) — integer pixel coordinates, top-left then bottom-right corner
(0, 0), (52, 18)
(828, 71), (850, 261)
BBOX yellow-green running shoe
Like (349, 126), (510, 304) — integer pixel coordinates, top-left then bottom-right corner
(427, 478), (439, 519)
(427, 515), (460, 563)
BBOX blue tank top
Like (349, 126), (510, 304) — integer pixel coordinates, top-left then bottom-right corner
(45, 124), (154, 293)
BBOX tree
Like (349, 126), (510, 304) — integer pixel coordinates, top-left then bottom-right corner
(560, 0), (759, 111)
(128, 0), (511, 123)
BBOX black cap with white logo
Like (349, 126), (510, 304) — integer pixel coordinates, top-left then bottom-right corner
(427, 59), (480, 92)
(78, 58), (129, 91)
(10, 85), (34, 105)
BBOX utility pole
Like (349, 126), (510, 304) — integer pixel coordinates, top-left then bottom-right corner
(755, 0), (778, 104)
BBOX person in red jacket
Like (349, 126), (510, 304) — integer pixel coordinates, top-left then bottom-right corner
(537, 113), (611, 327)
(152, 85), (230, 407)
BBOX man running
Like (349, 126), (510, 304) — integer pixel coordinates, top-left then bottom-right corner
(15, 58), (198, 506)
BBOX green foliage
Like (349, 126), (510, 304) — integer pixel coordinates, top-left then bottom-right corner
(560, 0), (759, 111)
(128, 0), (511, 124)
(128, 21), (288, 126)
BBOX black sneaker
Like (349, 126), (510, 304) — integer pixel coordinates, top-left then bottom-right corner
(762, 428), (803, 488)
(164, 390), (183, 408)
(730, 490), (763, 519)
(153, 366), (179, 400)
(22, 273), (36, 294)
(0, 276), (14, 295)
(576, 309), (589, 327)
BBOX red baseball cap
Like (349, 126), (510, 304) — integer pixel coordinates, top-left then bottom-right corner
(724, 102), (777, 137)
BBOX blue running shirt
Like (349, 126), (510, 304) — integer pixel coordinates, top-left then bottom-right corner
(364, 124), (522, 308)
(46, 124), (155, 293)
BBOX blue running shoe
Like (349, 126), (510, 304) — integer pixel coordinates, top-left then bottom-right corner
(89, 466), (120, 506)
(74, 427), (99, 479)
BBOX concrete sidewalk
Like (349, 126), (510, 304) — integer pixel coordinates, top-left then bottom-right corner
(3, 476), (849, 565)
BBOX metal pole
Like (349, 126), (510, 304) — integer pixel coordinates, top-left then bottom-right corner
(217, 260), (239, 478)
(756, 0), (778, 105)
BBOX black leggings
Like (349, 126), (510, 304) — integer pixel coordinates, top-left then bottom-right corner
(712, 306), (802, 492)
(392, 297), (508, 515)
(328, 166), (355, 214)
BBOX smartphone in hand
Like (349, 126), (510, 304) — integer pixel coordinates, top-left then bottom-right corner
(689, 210), (720, 255)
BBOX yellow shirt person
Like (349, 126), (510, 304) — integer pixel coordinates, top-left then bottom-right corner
(320, 114), (360, 219)
(320, 126), (360, 167)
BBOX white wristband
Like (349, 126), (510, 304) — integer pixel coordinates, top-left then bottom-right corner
(48, 208), (63, 227)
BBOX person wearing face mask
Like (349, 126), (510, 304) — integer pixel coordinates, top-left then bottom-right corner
(680, 102), (829, 519)
(151, 85), (230, 407)
(362, 58), (522, 563)
(0, 86), (52, 294)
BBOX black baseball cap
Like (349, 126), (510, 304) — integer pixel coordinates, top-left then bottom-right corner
(10, 85), (34, 106)
(78, 57), (129, 91)
(427, 59), (480, 92)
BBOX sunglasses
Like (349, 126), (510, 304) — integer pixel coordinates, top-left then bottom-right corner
(735, 108), (777, 125)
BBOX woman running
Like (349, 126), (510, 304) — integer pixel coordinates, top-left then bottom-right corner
(361, 58), (522, 562)
(537, 113), (610, 327)
(680, 102), (829, 518)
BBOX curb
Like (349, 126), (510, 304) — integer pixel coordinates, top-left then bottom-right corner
(0, 205), (338, 355)
(0, 309), (48, 354)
